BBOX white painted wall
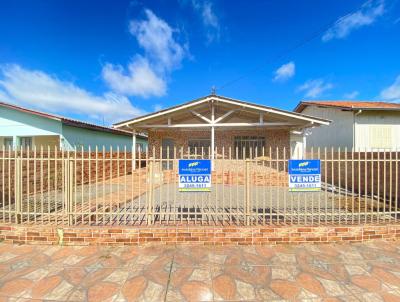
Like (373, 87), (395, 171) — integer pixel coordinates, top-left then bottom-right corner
(289, 133), (304, 159)
(300, 106), (354, 149)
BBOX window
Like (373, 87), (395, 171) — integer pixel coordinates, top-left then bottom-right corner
(369, 125), (392, 149)
(3, 137), (13, 149)
(188, 138), (211, 157)
(19, 137), (33, 149)
(136, 143), (145, 152)
(234, 136), (265, 159)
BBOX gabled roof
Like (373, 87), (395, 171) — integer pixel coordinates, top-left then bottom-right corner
(0, 101), (146, 138)
(113, 94), (330, 129)
(294, 101), (400, 113)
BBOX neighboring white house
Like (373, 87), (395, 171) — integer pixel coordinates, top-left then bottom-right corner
(0, 102), (147, 151)
(294, 101), (400, 151)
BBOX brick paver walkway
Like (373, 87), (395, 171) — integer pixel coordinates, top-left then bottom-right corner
(1, 241), (400, 301)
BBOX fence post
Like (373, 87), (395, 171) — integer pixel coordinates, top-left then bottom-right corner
(147, 158), (154, 224)
(15, 155), (22, 224)
(245, 159), (251, 225)
(68, 160), (74, 226)
(64, 159), (74, 226)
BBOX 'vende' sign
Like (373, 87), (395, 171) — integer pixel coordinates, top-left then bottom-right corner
(178, 159), (211, 192)
(288, 159), (321, 192)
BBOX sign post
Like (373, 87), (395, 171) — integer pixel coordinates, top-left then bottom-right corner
(288, 159), (321, 192)
(178, 159), (211, 192)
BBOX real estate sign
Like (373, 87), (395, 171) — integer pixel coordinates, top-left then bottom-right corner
(288, 159), (321, 192)
(178, 159), (211, 192)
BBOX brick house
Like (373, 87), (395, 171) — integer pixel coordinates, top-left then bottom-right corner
(113, 95), (330, 159)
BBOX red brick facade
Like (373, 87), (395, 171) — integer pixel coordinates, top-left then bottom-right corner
(148, 129), (290, 158)
(1, 223), (399, 246)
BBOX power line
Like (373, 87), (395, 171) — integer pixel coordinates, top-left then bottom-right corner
(217, 1), (368, 91)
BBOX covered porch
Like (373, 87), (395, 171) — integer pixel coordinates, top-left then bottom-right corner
(114, 95), (330, 160)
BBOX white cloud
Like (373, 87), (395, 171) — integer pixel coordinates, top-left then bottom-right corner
(380, 75), (400, 101)
(102, 9), (188, 98)
(102, 56), (166, 98)
(343, 90), (360, 99)
(273, 61), (295, 82)
(298, 79), (334, 98)
(191, 0), (220, 42)
(153, 104), (163, 112)
(322, 0), (385, 42)
(129, 9), (187, 71)
(0, 64), (144, 124)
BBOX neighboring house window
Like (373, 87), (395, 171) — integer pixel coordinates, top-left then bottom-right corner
(3, 137), (13, 149)
(20, 137), (33, 149)
(188, 138), (211, 157)
(369, 125), (392, 149)
(234, 136), (265, 159)
(136, 143), (145, 152)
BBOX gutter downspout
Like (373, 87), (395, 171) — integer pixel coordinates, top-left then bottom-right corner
(353, 109), (362, 151)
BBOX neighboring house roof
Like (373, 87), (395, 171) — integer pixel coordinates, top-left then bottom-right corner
(294, 101), (400, 113)
(0, 101), (146, 138)
(113, 94), (331, 129)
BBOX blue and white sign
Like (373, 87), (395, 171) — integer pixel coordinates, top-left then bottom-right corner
(288, 159), (321, 192)
(178, 159), (211, 192)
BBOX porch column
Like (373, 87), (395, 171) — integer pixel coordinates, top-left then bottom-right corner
(132, 129), (137, 170)
(12, 136), (17, 150)
(211, 101), (215, 170)
(211, 126), (215, 167)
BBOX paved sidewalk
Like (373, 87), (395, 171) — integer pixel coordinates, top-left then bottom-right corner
(1, 241), (400, 301)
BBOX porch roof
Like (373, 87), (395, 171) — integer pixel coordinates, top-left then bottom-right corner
(113, 95), (331, 132)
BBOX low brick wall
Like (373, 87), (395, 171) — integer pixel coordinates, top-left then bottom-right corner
(1, 223), (399, 246)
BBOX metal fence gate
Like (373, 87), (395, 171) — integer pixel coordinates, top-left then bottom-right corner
(0, 146), (399, 226)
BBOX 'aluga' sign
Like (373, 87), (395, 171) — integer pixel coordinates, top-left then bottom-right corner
(178, 159), (211, 192)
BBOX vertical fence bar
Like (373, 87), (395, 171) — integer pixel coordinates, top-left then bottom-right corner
(389, 150), (393, 221)
(245, 159), (250, 225)
(364, 147), (368, 224)
(310, 147), (314, 225)
(40, 146), (44, 224)
(15, 152), (21, 224)
(229, 146), (232, 224)
(338, 147), (341, 224)
(382, 149), (387, 222)
(95, 146), (98, 225)
(357, 148), (361, 224)
(1, 146), (4, 223)
(124, 146), (127, 226)
(344, 147), (348, 224)
(147, 155), (154, 225)
(317, 147), (321, 225)
(395, 149), (398, 223)
(117, 146), (120, 225)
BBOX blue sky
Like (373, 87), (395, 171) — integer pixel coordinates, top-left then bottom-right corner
(0, 0), (400, 125)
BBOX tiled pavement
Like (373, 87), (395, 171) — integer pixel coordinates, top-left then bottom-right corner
(1, 241), (400, 301)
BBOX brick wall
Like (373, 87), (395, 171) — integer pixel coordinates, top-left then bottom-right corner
(148, 129), (290, 158)
(1, 223), (399, 246)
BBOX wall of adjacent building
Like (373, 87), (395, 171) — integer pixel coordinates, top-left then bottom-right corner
(300, 106), (354, 149)
(61, 124), (139, 151)
(0, 106), (148, 151)
(0, 106), (62, 148)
